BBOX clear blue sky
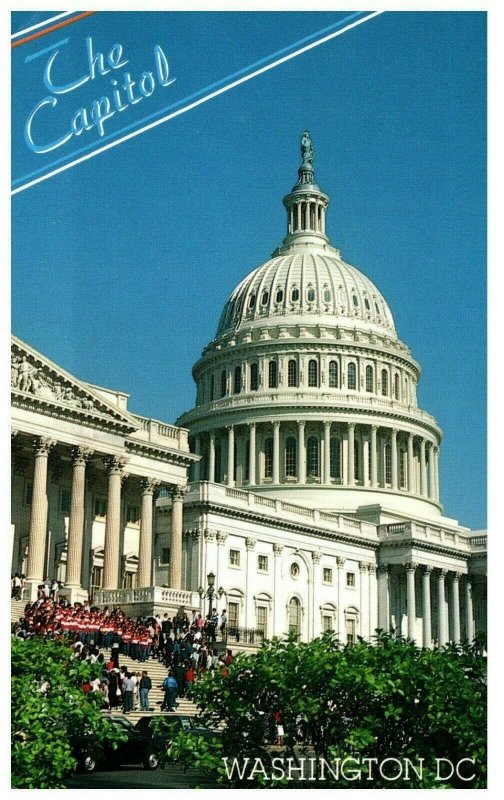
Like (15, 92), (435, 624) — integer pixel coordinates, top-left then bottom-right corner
(11, 11), (486, 529)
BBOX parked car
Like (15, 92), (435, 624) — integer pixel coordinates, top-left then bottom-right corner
(76, 714), (219, 772)
(76, 715), (167, 772)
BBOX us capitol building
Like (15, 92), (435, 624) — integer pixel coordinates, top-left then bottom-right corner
(11, 133), (486, 647)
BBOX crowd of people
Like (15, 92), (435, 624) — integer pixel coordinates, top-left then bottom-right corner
(12, 593), (234, 715)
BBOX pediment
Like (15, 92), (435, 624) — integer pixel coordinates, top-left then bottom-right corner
(11, 336), (139, 431)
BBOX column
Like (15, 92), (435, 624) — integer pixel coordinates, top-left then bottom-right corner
(420, 439), (427, 497)
(296, 202), (301, 231)
(407, 433), (415, 493)
(249, 423), (256, 485)
(26, 437), (56, 594)
(323, 421), (331, 484)
(137, 478), (160, 588)
(169, 485), (186, 589)
(368, 565), (378, 637)
(437, 569), (448, 646)
(273, 543), (284, 635)
(245, 538), (256, 628)
(347, 423), (355, 486)
(451, 573), (461, 644)
(312, 550), (322, 638)
(337, 556), (346, 641)
(298, 421), (306, 484)
(422, 566), (432, 648)
(359, 563), (370, 639)
(272, 421), (280, 484)
(102, 456), (127, 590)
(391, 429), (398, 491)
(428, 443), (436, 499)
(465, 577), (474, 642)
(433, 446), (440, 501)
(370, 425), (378, 487)
(193, 434), (201, 482)
(377, 564), (390, 632)
(227, 426), (235, 487)
(215, 531), (228, 594)
(209, 431), (216, 482)
(406, 562), (416, 641)
(65, 446), (94, 596)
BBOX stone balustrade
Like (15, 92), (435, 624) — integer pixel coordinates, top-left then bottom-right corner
(94, 586), (200, 608)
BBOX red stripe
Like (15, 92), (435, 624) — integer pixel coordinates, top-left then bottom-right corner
(11, 11), (96, 49)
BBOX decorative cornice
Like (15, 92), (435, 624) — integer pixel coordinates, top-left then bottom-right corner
(33, 436), (56, 457)
(71, 446), (94, 466)
(140, 477), (161, 495)
(104, 455), (128, 475)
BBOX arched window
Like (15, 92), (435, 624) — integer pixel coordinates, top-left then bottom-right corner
(323, 287), (332, 303)
(307, 436), (320, 478)
(364, 298), (370, 310)
(354, 439), (360, 482)
(285, 436), (297, 477)
(261, 290), (269, 306)
(308, 359), (318, 387)
(329, 360), (338, 388)
(215, 444), (222, 483)
(307, 287), (316, 302)
(210, 374), (215, 401)
(348, 362), (357, 390)
(381, 369), (388, 397)
(250, 363), (259, 391)
(248, 294), (256, 309)
(276, 288), (284, 303)
(264, 437), (273, 478)
(244, 439), (250, 482)
(233, 365), (241, 395)
(365, 365), (373, 393)
(288, 359), (298, 387)
(352, 295), (359, 307)
(288, 597), (301, 636)
(385, 443), (392, 485)
(394, 373), (400, 400)
(268, 360), (278, 389)
(220, 370), (227, 398)
(291, 287), (300, 302)
(330, 437), (341, 480)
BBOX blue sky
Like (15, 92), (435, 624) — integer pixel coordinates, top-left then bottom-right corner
(11, 11), (486, 529)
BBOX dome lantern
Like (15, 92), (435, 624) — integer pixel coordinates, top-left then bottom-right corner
(282, 131), (330, 247)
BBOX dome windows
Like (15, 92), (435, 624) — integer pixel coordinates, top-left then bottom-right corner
(220, 370), (227, 398)
(364, 298), (370, 310)
(285, 436), (297, 477)
(308, 359), (318, 387)
(248, 294), (256, 310)
(261, 290), (269, 306)
(347, 362), (357, 390)
(330, 437), (341, 480)
(307, 286), (316, 302)
(288, 359), (298, 387)
(394, 374), (401, 400)
(264, 437), (273, 478)
(352, 294), (359, 307)
(307, 436), (320, 478)
(329, 360), (338, 388)
(250, 363), (259, 391)
(233, 365), (242, 395)
(381, 369), (389, 397)
(275, 288), (284, 303)
(268, 360), (278, 389)
(375, 301), (380, 315)
(291, 287), (300, 302)
(365, 365), (374, 393)
(323, 287), (332, 303)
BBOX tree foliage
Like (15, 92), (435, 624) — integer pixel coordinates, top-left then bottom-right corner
(167, 632), (487, 788)
(11, 636), (125, 788)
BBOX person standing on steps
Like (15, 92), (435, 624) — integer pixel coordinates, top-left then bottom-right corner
(162, 672), (178, 712)
(139, 671), (152, 711)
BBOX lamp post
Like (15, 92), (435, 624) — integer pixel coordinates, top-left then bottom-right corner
(197, 571), (225, 619)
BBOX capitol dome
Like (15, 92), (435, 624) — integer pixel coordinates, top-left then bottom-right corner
(177, 133), (443, 522)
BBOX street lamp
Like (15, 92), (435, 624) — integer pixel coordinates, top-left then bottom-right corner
(198, 571), (218, 616)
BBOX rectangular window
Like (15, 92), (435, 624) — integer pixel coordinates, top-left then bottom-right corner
(323, 567), (333, 584)
(322, 615), (333, 632)
(126, 505), (140, 523)
(346, 572), (356, 588)
(122, 571), (136, 589)
(229, 549), (241, 567)
(264, 437), (273, 479)
(256, 606), (268, 636)
(94, 497), (107, 517)
(346, 618), (356, 645)
(257, 554), (268, 572)
(160, 547), (170, 565)
(24, 482), (33, 506)
(59, 488), (71, 514)
(228, 601), (240, 629)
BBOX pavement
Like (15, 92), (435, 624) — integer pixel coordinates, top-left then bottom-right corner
(65, 763), (219, 789)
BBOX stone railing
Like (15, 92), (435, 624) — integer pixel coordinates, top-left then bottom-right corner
(182, 481), (378, 541)
(378, 521), (478, 551)
(181, 391), (439, 430)
(132, 415), (189, 450)
(94, 586), (200, 608)
(469, 535), (487, 552)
